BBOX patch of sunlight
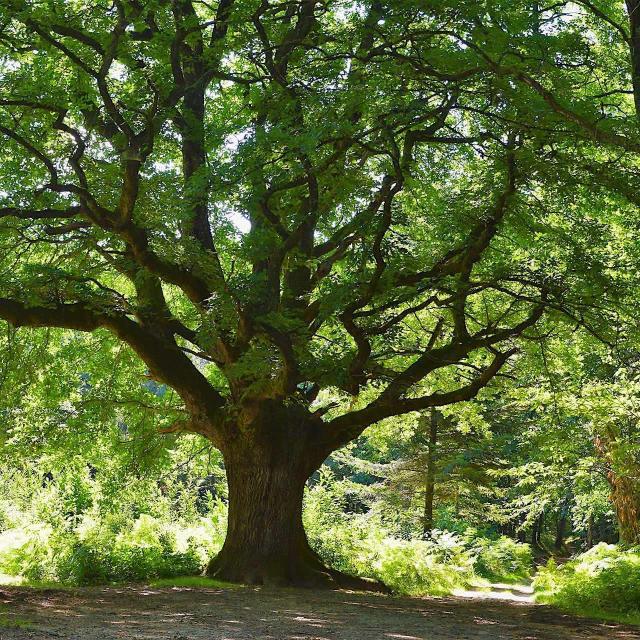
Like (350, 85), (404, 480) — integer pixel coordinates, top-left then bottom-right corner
(149, 576), (244, 590)
(0, 573), (24, 586)
(491, 582), (533, 594)
(0, 528), (29, 552)
(453, 583), (535, 604)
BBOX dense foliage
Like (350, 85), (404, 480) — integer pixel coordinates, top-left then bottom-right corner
(7, 0), (633, 586)
(535, 544), (640, 624)
(0, 460), (224, 585)
(0, 0), (639, 615)
(0, 455), (532, 594)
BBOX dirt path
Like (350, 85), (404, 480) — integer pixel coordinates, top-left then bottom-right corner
(1, 585), (638, 640)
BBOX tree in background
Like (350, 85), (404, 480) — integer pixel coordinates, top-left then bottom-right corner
(469, 332), (640, 551)
(331, 325), (638, 554)
(0, 1), (636, 586)
(373, 407), (496, 538)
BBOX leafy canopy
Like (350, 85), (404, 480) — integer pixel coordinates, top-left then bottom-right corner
(0, 0), (638, 449)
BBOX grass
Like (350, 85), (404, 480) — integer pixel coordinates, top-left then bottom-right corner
(0, 606), (31, 629)
(532, 545), (640, 628)
(576, 608), (640, 627)
(2, 564), (246, 591)
(0, 574), (79, 590)
(536, 593), (640, 627)
(1, 572), (242, 591)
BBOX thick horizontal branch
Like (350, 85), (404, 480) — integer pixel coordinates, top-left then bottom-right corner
(0, 298), (101, 332)
(324, 348), (516, 450)
(0, 298), (227, 434)
(0, 206), (84, 220)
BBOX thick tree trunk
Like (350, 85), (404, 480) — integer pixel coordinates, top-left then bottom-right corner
(586, 513), (594, 549)
(609, 472), (640, 545)
(595, 433), (640, 545)
(423, 408), (438, 536)
(208, 448), (323, 586)
(554, 493), (571, 551)
(206, 408), (386, 590)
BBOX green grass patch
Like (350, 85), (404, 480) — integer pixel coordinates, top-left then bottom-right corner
(534, 544), (640, 626)
(0, 574), (78, 590)
(536, 595), (640, 627)
(0, 606), (32, 629)
(1, 571), (239, 591)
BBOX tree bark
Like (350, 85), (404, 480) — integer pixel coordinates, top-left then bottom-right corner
(609, 472), (640, 545)
(554, 493), (571, 551)
(626, 0), (640, 119)
(205, 406), (386, 590)
(208, 460), (317, 585)
(595, 433), (640, 545)
(531, 512), (544, 549)
(586, 513), (594, 549)
(423, 408), (438, 536)
(554, 511), (567, 551)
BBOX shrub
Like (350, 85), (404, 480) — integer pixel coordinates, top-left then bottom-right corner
(0, 513), (224, 586)
(470, 536), (533, 582)
(306, 497), (479, 596)
(304, 481), (532, 596)
(0, 461), (229, 587)
(534, 544), (640, 618)
(371, 533), (476, 596)
(0, 526), (54, 582)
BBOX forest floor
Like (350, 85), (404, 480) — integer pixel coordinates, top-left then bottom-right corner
(1, 583), (639, 640)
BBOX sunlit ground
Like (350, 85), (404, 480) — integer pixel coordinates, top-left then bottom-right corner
(0, 582), (637, 639)
(452, 582), (535, 603)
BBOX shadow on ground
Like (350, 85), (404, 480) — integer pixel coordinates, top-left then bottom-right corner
(1, 585), (638, 640)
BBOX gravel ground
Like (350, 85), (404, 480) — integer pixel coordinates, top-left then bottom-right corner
(1, 585), (638, 640)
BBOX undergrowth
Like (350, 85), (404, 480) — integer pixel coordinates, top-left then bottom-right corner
(0, 466), (533, 595)
(534, 544), (640, 623)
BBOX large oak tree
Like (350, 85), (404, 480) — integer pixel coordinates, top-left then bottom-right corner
(0, 0), (637, 586)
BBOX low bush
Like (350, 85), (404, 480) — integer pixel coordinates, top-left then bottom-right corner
(534, 544), (640, 621)
(371, 532), (476, 595)
(470, 535), (533, 583)
(304, 484), (530, 596)
(0, 512), (225, 585)
(0, 458), (228, 586)
(1, 465), (532, 594)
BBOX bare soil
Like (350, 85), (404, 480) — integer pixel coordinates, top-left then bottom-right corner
(1, 584), (638, 640)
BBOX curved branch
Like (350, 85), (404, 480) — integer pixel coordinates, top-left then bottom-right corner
(0, 298), (227, 435)
(0, 206), (84, 221)
(323, 348), (516, 450)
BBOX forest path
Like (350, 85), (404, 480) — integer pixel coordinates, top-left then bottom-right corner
(1, 584), (638, 640)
